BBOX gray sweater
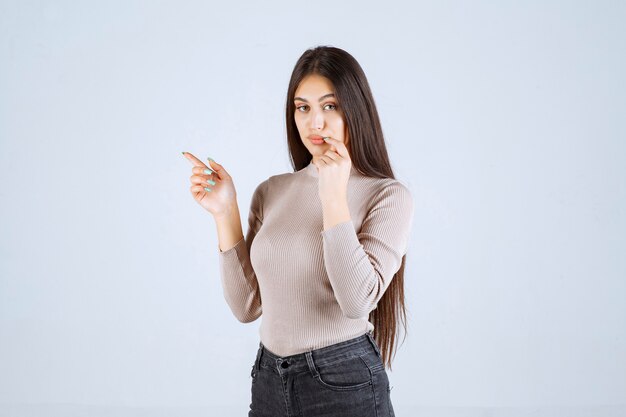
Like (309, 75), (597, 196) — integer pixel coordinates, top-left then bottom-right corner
(218, 160), (415, 357)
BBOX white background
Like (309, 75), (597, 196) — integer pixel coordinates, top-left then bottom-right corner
(1, 1), (624, 416)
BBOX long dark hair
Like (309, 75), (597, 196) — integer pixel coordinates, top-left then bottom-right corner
(284, 45), (409, 371)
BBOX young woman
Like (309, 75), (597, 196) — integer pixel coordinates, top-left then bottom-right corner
(183, 45), (414, 417)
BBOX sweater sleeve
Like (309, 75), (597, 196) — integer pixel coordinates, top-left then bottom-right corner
(217, 179), (268, 323)
(320, 181), (415, 319)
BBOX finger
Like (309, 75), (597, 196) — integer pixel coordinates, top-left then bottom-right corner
(193, 166), (215, 176)
(322, 137), (348, 158)
(205, 158), (226, 179)
(190, 174), (216, 186)
(183, 152), (209, 169)
(191, 185), (212, 193)
(322, 150), (341, 162)
(322, 137), (337, 153)
(318, 155), (333, 166)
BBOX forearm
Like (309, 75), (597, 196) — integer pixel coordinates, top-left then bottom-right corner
(320, 182), (414, 319)
(214, 203), (244, 252)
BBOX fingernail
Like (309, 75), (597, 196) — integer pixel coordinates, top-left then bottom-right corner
(207, 157), (214, 162)
(182, 151), (186, 155)
(204, 187), (212, 192)
(204, 169), (213, 174)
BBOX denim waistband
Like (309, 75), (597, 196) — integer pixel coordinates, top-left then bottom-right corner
(254, 331), (382, 375)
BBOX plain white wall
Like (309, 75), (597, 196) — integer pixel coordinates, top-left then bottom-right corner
(1, 1), (624, 416)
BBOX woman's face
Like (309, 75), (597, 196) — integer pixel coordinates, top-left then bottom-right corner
(293, 74), (349, 159)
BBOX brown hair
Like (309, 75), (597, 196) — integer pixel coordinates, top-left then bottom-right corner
(284, 45), (409, 371)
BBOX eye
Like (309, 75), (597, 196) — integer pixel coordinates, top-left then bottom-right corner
(295, 103), (337, 112)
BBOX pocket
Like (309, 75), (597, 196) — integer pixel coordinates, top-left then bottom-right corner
(366, 331), (383, 358)
(250, 363), (258, 382)
(250, 347), (262, 382)
(312, 354), (373, 391)
(388, 383), (396, 417)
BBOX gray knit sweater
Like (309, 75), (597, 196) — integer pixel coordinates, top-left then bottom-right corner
(218, 160), (414, 357)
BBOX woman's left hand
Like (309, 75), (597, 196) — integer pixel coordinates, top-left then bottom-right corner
(313, 136), (352, 205)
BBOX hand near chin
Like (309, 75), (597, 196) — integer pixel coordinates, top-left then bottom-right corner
(313, 137), (352, 205)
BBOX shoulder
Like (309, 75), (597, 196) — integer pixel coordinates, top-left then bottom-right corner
(251, 170), (292, 200)
(365, 177), (413, 204)
(363, 177), (414, 217)
(269, 169), (304, 182)
(259, 168), (311, 192)
(252, 177), (271, 194)
(378, 178), (412, 196)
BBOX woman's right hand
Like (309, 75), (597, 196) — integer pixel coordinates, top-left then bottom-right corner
(183, 152), (237, 218)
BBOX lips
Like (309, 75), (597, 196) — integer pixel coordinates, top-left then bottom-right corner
(310, 136), (325, 145)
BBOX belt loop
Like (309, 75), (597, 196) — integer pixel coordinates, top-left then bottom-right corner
(255, 342), (263, 371)
(305, 351), (319, 378)
(365, 330), (382, 358)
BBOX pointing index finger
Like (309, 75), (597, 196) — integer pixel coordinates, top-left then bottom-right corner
(182, 152), (208, 168)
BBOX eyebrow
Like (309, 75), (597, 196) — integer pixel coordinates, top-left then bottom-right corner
(293, 93), (335, 103)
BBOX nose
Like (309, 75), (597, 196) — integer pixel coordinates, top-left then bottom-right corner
(310, 109), (325, 130)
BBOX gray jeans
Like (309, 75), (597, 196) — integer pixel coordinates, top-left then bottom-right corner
(249, 331), (395, 417)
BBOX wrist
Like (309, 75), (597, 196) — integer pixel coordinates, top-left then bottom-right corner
(321, 194), (348, 209)
(213, 202), (239, 222)
(322, 200), (351, 231)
